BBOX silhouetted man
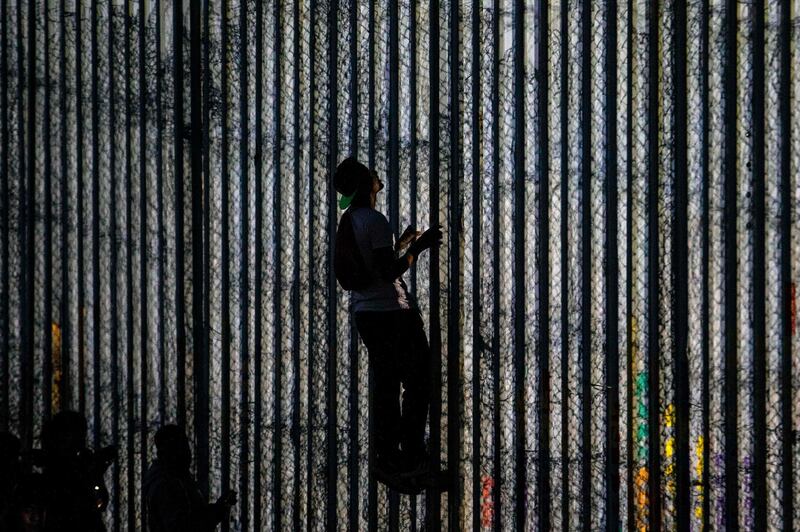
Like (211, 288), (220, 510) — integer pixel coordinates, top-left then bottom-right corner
(39, 411), (114, 532)
(0, 431), (23, 528)
(333, 156), (445, 494)
(143, 425), (237, 532)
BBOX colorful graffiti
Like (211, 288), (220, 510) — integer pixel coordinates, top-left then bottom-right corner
(480, 475), (494, 528)
(51, 322), (62, 413)
(694, 435), (704, 520)
(631, 316), (648, 530)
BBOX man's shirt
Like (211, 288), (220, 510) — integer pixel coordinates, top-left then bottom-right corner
(348, 206), (416, 312)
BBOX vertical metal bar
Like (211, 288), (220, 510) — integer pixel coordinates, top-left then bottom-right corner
(238, 0), (250, 528)
(306, 1), (317, 528)
(672, 0), (691, 529)
(0, 0), (8, 430)
(409, 1), (418, 524)
(470, 0), (482, 528)
(388, 0), (399, 233)
(124, 0), (136, 527)
(58, 0), (70, 413)
(107, 2), (121, 528)
(91, 0), (102, 448)
(408, 0), (417, 297)
(327, 0), (339, 527)
(778, 0), (793, 526)
(258, 0), (270, 528)
(76, 0), (85, 420)
(197, 0), (212, 497)
(605, 0), (620, 528)
(625, 0), (635, 525)
(174, 0), (187, 428)
(580, 0), (592, 526)
(448, 0), (463, 527)
(513, 0), (526, 524)
(646, 0), (662, 528)
(491, 1), (502, 529)
(722, 0), (738, 525)
(291, 0), (302, 526)
(384, 26), (399, 525)
(138, 0), (150, 516)
(699, 0), (710, 528)
(220, 0), (232, 525)
(427, 1), (442, 529)
(347, 2), (360, 530)
(750, 0), (766, 527)
(20, 0), (36, 451)
(155, 0), (166, 424)
(13, 0), (25, 433)
(536, 0), (551, 527)
(367, 1), (377, 528)
(560, 1), (570, 528)
(253, 0), (265, 522)
(198, 2), (211, 493)
(43, 0), (53, 422)
(155, 0), (165, 424)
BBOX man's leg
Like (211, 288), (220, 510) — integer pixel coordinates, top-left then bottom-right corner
(398, 310), (431, 463)
(354, 311), (403, 468)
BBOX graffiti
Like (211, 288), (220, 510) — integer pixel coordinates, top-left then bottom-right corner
(480, 475), (494, 528)
(694, 435), (704, 520)
(664, 404), (676, 497)
(634, 466), (648, 532)
(631, 317), (649, 529)
(51, 322), (62, 412)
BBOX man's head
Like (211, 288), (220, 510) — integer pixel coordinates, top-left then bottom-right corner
(154, 424), (191, 471)
(334, 157), (383, 209)
(41, 411), (87, 460)
(0, 431), (21, 468)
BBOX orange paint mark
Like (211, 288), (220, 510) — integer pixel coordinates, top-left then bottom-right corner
(480, 475), (494, 528)
(635, 466), (649, 528)
(51, 322), (62, 412)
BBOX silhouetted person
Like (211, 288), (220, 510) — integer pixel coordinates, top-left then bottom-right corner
(143, 424), (237, 532)
(333, 157), (443, 494)
(6, 473), (48, 532)
(0, 431), (23, 527)
(39, 411), (114, 532)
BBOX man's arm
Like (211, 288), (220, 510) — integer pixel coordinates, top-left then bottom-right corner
(374, 246), (415, 283)
(373, 226), (442, 283)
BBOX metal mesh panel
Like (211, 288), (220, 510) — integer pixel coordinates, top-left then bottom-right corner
(1, 1), (798, 530)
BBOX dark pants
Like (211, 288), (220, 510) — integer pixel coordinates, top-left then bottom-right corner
(354, 309), (431, 465)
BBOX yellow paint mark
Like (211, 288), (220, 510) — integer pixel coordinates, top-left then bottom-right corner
(665, 403), (675, 428)
(694, 435), (704, 521)
(665, 437), (675, 458)
(635, 466), (649, 518)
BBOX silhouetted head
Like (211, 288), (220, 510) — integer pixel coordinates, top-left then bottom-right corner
(41, 411), (87, 461)
(334, 157), (382, 209)
(0, 431), (21, 466)
(154, 425), (191, 472)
